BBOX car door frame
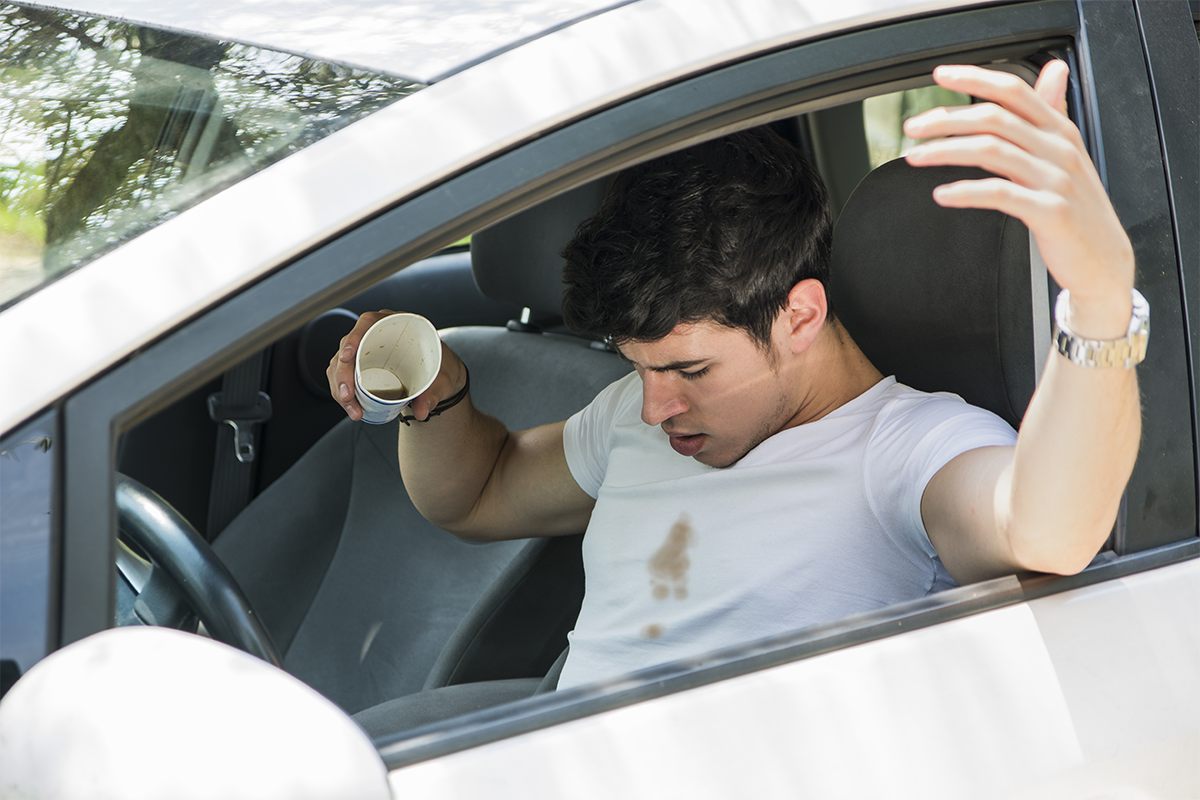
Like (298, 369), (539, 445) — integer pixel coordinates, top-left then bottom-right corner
(55, 0), (1197, 752)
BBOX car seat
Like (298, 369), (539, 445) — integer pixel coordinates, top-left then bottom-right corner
(347, 158), (1043, 735)
(215, 155), (1040, 738)
(212, 179), (625, 726)
(830, 159), (1039, 427)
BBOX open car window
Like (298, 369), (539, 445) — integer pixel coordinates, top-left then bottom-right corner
(863, 85), (972, 169)
(14, 0), (1191, 789)
(0, 4), (421, 308)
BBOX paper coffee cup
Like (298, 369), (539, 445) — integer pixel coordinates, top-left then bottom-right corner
(354, 314), (442, 424)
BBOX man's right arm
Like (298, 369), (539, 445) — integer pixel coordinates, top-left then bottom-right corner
(327, 311), (596, 542)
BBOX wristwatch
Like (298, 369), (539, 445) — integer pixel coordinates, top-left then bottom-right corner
(1053, 288), (1149, 369)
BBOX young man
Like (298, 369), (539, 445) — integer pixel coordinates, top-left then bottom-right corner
(327, 63), (1142, 690)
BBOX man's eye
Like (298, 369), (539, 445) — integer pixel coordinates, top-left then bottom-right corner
(680, 367), (710, 381)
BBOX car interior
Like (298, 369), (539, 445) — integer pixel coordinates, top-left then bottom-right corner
(113, 72), (1047, 740)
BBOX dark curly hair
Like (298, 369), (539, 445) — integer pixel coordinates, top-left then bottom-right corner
(561, 127), (832, 350)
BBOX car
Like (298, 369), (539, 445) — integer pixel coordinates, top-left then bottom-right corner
(1, 0), (1197, 796)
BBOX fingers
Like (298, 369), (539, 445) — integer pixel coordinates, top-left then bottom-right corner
(1034, 59), (1069, 116)
(905, 129), (1072, 190)
(407, 377), (440, 422)
(928, 63), (1068, 132)
(902, 61), (1093, 216)
(900, 61), (1134, 307)
(406, 342), (466, 422)
(919, 176), (1062, 220)
(327, 329), (466, 425)
(905, 100), (1080, 164)
(902, 63), (1086, 203)
(326, 309), (395, 420)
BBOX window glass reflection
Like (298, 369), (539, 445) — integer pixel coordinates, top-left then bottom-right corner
(863, 85), (970, 169)
(0, 5), (423, 307)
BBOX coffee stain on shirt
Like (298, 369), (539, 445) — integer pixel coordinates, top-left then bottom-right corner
(648, 513), (693, 601)
(641, 623), (664, 639)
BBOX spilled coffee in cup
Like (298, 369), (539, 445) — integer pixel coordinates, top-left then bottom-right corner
(354, 313), (441, 424)
(358, 367), (407, 400)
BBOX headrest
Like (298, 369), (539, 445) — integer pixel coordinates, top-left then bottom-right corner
(471, 178), (610, 317)
(830, 159), (1035, 428)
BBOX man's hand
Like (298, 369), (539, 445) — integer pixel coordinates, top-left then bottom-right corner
(907, 62), (1141, 582)
(903, 61), (1134, 339)
(325, 309), (592, 541)
(326, 310), (467, 422)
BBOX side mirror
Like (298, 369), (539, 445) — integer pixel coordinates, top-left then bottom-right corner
(0, 627), (390, 799)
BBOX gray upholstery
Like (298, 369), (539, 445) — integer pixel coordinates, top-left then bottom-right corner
(214, 327), (630, 715)
(346, 250), (523, 329)
(471, 178), (609, 316)
(537, 646), (569, 693)
(423, 533), (584, 690)
(216, 171), (622, 728)
(215, 155), (1041, 734)
(830, 160), (1036, 428)
(353, 678), (543, 739)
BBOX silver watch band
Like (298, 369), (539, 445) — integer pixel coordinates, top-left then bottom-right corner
(1053, 288), (1149, 369)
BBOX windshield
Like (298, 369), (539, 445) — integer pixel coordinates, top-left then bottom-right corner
(0, 4), (423, 307)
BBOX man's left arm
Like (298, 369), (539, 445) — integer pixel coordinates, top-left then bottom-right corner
(904, 62), (1141, 584)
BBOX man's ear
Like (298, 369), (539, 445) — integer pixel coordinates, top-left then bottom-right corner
(783, 279), (828, 354)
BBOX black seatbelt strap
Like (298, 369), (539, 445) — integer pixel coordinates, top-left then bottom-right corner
(206, 350), (271, 540)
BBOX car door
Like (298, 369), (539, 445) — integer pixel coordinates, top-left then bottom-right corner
(3, 0), (1195, 793)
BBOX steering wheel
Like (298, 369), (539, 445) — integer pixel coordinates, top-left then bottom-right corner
(115, 474), (282, 667)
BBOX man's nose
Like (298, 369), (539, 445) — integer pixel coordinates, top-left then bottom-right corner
(640, 373), (688, 426)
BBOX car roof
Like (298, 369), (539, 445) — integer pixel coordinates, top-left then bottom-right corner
(16, 0), (640, 83)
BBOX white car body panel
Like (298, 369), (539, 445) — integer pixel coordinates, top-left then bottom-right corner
(0, 0), (992, 435)
(0, 627), (392, 799)
(0, 0), (1195, 794)
(22, 0), (635, 83)
(387, 559), (1200, 798)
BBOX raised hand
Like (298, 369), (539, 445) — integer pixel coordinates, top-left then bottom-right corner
(903, 62), (1134, 340)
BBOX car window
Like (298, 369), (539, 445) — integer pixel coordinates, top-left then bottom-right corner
(863, 85), (972, 169)
(0, 5), (422, 309)
(43, 0), (1198, 770)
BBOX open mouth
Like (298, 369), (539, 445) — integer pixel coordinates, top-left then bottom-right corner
(667, 432), (706, 457)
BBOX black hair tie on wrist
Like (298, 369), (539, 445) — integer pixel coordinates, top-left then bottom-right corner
(398, 365), (470, 426)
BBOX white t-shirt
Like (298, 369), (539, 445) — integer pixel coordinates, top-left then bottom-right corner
(557, 373), (1017, 690)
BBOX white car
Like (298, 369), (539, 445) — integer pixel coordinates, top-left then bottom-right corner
(1, 0), (1197, 797)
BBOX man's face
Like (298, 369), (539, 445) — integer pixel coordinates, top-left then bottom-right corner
(618, 321), (798, 468)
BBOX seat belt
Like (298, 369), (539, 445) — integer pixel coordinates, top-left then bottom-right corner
(206, 350), (272, 540)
